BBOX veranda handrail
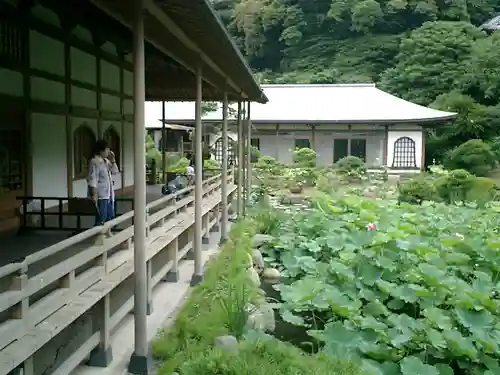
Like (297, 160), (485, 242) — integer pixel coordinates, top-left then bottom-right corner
(0, 171), (230, 276)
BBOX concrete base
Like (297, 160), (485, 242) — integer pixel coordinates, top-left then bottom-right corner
(219, 237), (228, 246)
(202, 236), (210, 244)
(88, 346), (113, 367)
(185, 250), (194, 260)
(162, 270), (180, 282)
(190, 273), (203, 286)
(147, 301), (153, 316)
(128, 351), (153, 375)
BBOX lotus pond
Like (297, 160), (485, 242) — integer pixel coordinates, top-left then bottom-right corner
(252, 192), (500, 375)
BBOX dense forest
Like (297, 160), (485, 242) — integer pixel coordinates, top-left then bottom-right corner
(212, 0), (500, 165)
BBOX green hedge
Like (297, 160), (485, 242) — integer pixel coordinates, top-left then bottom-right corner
(152, 221), (360, 375)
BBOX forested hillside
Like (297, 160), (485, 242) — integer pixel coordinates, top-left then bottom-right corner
(212, 0), (500, 163)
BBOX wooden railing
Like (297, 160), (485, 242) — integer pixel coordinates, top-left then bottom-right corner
(16, 197), (134, 233)
(0, 171), (235, 375)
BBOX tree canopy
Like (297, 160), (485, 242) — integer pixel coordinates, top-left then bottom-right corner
(212, 0), (500, 163)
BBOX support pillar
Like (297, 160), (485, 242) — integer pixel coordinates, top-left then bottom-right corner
(190, 65), (203, 287)
(383, 125), (389, 166)
(220, 92), (229, 242)
(128, 0), (151, 373)
(161, 101), (166, 184)
(245, 101), (252, 210)
(347, 124), (352, 156)
(275, 124), (279, 159)
(236, 101), (243, 218)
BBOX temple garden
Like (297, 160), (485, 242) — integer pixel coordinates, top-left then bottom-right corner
(152, 145), (500, 375)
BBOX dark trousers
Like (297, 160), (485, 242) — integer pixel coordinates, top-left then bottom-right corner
(95, 198), (115, 226)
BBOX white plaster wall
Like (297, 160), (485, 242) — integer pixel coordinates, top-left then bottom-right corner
(71, 118), (98, 197)
(254, 130), (384, 167)
(31, 113), (67, 208)
(387, 130), (423, 169)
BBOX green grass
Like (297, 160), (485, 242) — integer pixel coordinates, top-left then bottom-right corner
(152, 220), (360, 375)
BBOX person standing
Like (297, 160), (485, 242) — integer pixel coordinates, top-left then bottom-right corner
(87, 140), (119, 226)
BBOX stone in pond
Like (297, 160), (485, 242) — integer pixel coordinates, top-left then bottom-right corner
(252, 234), (273, 248)
(252, 249), (265, 274)
(247, 266), (261, 287)
(247, 303), (276, 332)
(214, 335), (239, 353)
(261, 268), (281, 284)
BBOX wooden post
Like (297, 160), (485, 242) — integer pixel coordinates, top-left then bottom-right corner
(89, 243), (113, 366)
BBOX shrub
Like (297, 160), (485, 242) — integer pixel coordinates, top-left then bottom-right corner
(204, 158), (221, 169)
(167, 157), (189, 173)
(434, 169), (474, 203)
(153, 221), (358, 375)
(335, 156), (366, 176)
(445, 139), (496, 176)
(466, 176), (500, 203)
(293, 147), (317, 168)
(256, 156), (282, 175)
(398, 176), (436, 204)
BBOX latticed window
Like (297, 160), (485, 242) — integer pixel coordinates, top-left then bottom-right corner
(0, 20), (25, 67)
(392, 136), (417, 168)
(74, 125), (96, 179)
(213, 137), (236, 164)
(0, 128), (24, 193)
(104, 126), (120, 168)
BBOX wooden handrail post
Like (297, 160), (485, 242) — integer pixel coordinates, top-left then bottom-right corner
(11, 262), (28, 319)
(146, 259), (153, 315)
(89, 246), (113, 367)
(162, 237), (179, 282)
(202, 213), (210, 244)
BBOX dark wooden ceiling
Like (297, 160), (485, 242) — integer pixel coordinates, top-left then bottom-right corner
(82, 0), (267, 102)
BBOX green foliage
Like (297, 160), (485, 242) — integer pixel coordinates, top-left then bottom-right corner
(434, 169), (474, 203)
(258, 193), (500, 375)
(445, 140), (496, 176)
(379, 21), (485, 105)
(168, 157), (189, 173)
(398, 176), (436, 204)
(293, 147), (317, 168)
(145, 134), (161, 167)
(204, 158), (221, 169)
(153, 221), (359, 375)
(335, 156), (366, 176)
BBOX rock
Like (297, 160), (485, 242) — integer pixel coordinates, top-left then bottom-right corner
(246, 252), (253, 268)
(214, 335), (239, 353)
(261, 268), (281, 284)
(252, 234), (273, 248)
(247, 303), (276, 332)
(252, 249), (265, 274)
(247, 267), (261, 287)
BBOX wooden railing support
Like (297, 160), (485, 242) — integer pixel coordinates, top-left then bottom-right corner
(162, 237), (179, 282)
(0, 172), (234, 375)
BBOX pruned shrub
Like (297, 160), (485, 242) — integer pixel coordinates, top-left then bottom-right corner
(398, 176), (436, 204)
(293, 148), (317, 168)
(434, 169), (474, 203)
(445, 139), (496, 176)
(334, 156), (366, 181)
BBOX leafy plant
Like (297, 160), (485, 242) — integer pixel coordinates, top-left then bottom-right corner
(445, 140), (496, 177)
(398, 176), (436, 204)
(335, 156), (366, 181)
(293, 147), (317, 168)
(260, 194), (500, 375)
